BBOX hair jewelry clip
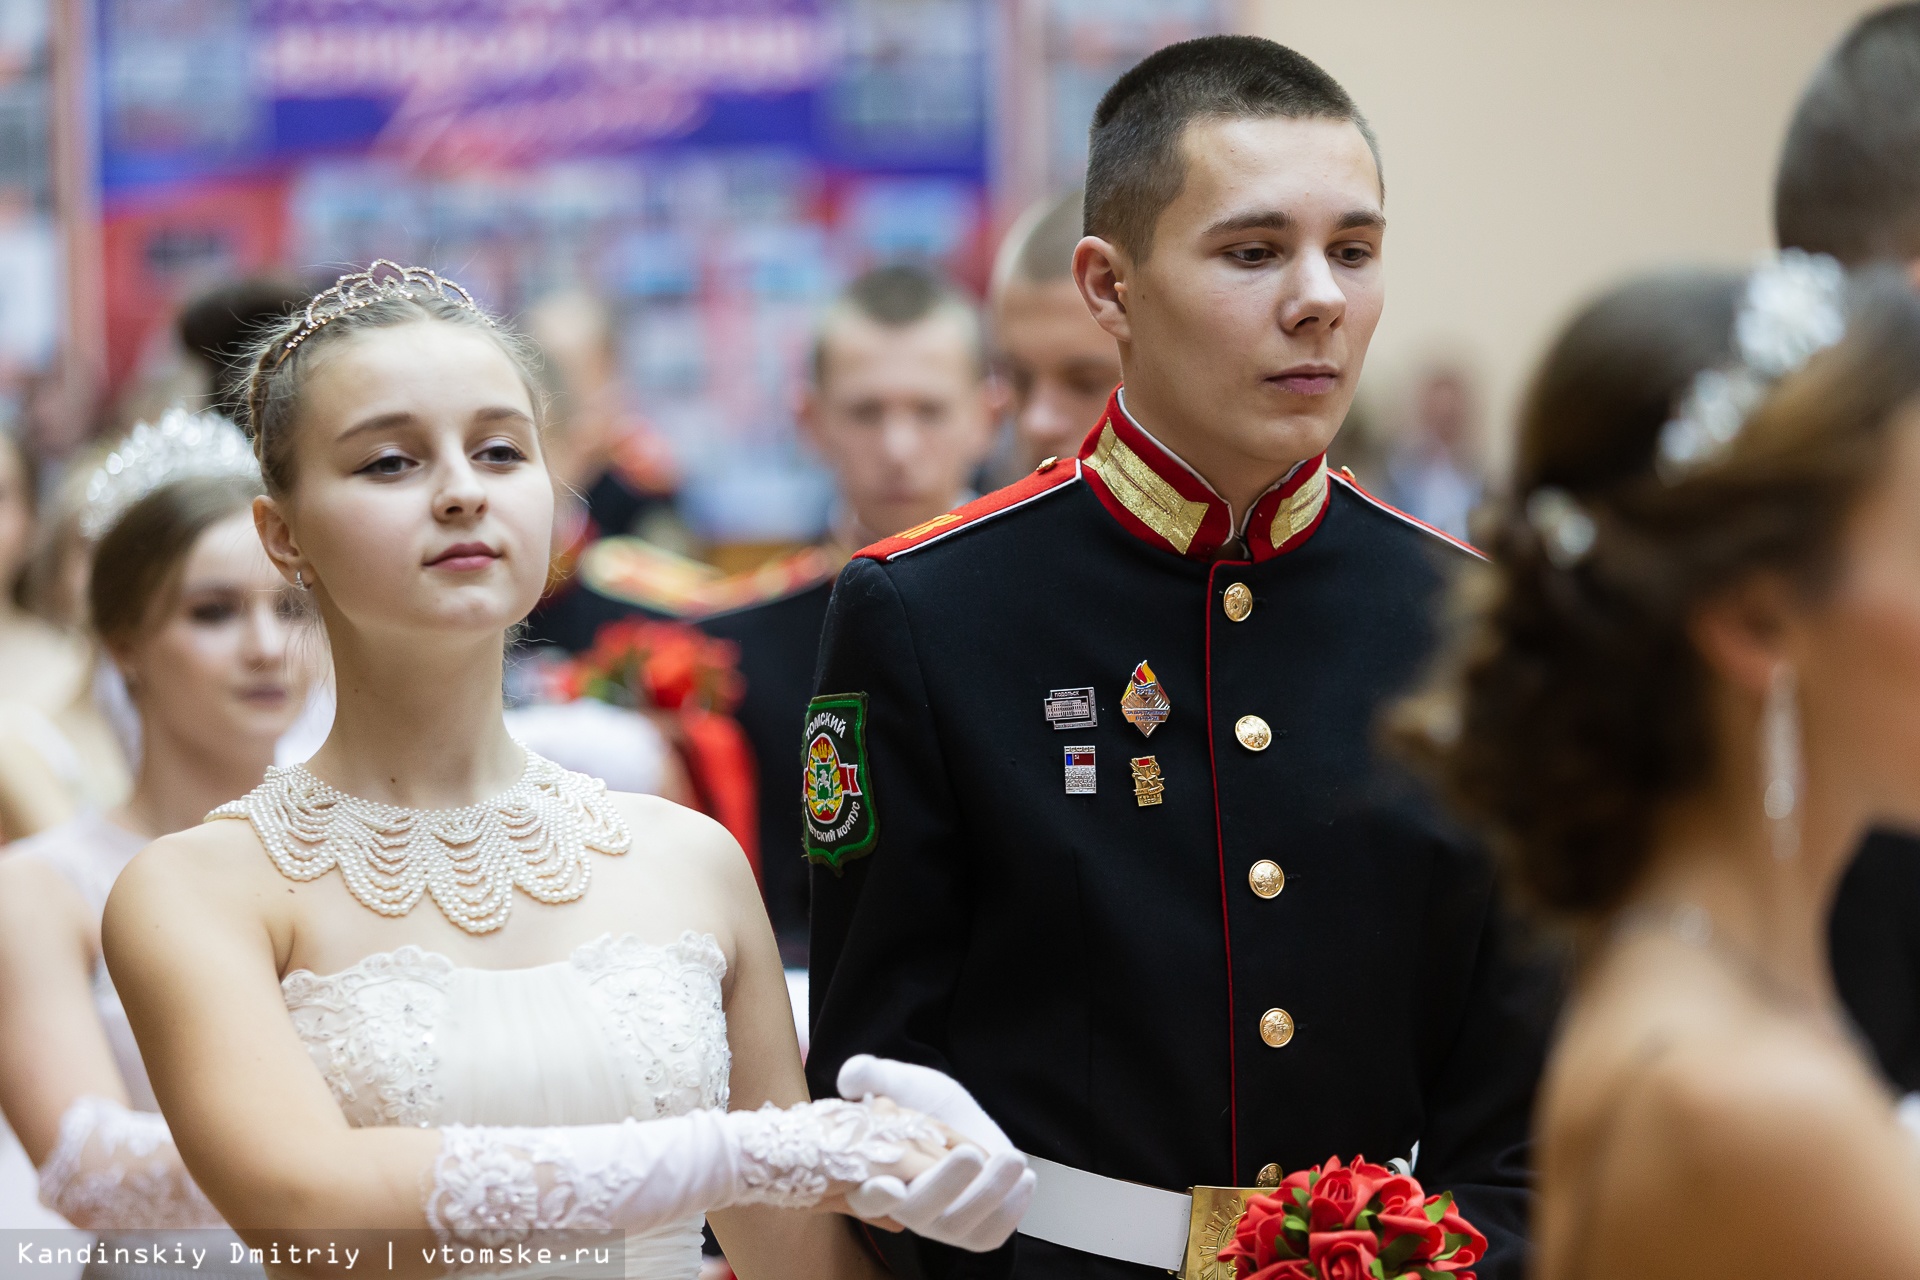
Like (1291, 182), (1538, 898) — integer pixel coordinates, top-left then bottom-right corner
(273, 259), (492, 368)
(1524, 486), (1597, 569)
(1655, 250), (1847, 481)
(82, 407), (261, 540)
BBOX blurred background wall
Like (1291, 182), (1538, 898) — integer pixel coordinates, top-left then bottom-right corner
(1246, 0), (1885, 475)
(0, 0), (1897, 550)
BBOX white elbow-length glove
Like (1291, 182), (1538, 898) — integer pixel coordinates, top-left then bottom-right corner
(836, 1054), (1036, 1252)
(429, 1097), (965, 1246)
(38, 1095), (224, 1230)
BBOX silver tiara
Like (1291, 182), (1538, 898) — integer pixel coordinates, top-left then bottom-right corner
(1655, 250), (1847, 481)
(273, 259), (492, 368)
(82, 407), (261, 540)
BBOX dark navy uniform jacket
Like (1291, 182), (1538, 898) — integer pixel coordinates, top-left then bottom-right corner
(1831, 829), (1920, 1090)
(803, 392), (1556, 1280)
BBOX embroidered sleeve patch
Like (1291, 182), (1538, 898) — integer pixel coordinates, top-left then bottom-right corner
(802, 693), (878, 870)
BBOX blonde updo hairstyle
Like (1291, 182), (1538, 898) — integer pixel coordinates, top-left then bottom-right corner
(238, 267), (546, 496)
(1396, 266), (1920, 924)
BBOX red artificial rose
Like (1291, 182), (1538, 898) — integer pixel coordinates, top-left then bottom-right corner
(1308, 1231), (1377, 1280)
(1245, 1262), (1313, 1280)
(1433, 1202), (1488, 1271)
(1373, 1174), (1424, 1218)
(1218, 1190), (1297, 1273)
(1306, 1159), (1383, 1232)
(1376, 1211), (1445, 1262)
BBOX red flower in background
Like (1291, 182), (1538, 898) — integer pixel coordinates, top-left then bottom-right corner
(562, 618), (757, 870)
(1214, 1156), (1485, 1280)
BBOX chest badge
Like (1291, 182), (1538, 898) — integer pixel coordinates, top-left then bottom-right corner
(1130, 755), (1165, 806)
(1121, 660), (1171, 737)
(1043, 686), (1098, 731)
(1063, 745), (1097, 795)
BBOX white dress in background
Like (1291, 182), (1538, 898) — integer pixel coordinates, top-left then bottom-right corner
(0, 812), (152, 1233)
(282, 931), (733, 1279)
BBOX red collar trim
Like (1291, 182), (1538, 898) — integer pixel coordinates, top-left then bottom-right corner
(1076, 389), (1331, 563)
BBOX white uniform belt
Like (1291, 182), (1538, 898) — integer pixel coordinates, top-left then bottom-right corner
(1017, 1156), (1192, 1271)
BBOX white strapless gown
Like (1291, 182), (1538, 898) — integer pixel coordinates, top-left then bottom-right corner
(280, 931), (732, 1280)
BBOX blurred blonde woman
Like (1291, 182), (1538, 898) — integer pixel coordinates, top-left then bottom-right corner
(0, 413), (307, 1253)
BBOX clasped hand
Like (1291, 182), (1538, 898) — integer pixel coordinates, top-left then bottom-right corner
(825, 1055), (1036, 1253)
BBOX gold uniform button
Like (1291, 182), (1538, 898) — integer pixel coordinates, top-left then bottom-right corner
(1255, 1163), (1283, 1188)
(1222, 582), (1253, 622)
(1259, 1008), (1295, 1048)
(1235, 715), (1272, 752)
(1249, 860), (1285, 899)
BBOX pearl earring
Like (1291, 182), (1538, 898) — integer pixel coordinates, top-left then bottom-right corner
(1762, 661), (1802, 863)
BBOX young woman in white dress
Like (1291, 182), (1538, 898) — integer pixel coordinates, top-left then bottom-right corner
(1401, 257), (1920, 1278)
(0, 427), (306, 1232)
(103, 264), (1032, 1280)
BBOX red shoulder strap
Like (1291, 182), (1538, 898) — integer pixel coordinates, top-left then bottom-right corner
(856, 460), (1081, 563)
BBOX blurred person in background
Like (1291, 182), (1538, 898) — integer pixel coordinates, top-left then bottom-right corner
(0, 446), (133, 839)
(989, 188), (1123, 476)
(1400, 259), (1920, 1280)
(701, 263), (999, 968)
(176, 278), (310, 420)
(1381, 363), (1485, 543)
(0, 427), (303, 1251)
(0, 430), (86, 715)
(1774, 0), (1920, 1105)
(519, 288), (684, 654)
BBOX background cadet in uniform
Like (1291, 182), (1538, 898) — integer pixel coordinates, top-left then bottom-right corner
(990, 188), (1125, 476)
(1774, 2), (1920, 1094)
(700, 264), (999, 964)
(804, 36), (1555, 1280)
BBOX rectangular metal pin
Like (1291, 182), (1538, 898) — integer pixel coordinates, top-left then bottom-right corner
(1063, 745), (1097, 795)
(1044, 687), (1098, 731)
(1131, 755), (1165, 806)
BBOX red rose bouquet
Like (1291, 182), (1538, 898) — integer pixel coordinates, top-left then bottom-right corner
(1214, 1156), (1486, 1280)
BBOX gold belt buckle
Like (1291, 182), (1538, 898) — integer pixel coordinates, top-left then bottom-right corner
(1178, 1184), (1265, 1279)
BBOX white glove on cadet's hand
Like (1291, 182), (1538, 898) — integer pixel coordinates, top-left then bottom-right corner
(838, 1054), (1036, 1252)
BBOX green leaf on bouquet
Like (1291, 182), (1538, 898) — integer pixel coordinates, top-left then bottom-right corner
(1423, 1191), (1454, 1224)
(1369, 1260), (1388, 1280)
(1378, 1233), (1424, 1272)
(1440, 1232), (1474, 1258)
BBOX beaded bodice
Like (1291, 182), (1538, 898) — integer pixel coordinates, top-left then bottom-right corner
(282, 932), (730, 1278)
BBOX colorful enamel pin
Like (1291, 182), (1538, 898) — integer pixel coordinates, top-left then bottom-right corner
(1063, 745), (1096, 795)
(1121, 660), (1171, 736)
(1130, 755), (1165, 806)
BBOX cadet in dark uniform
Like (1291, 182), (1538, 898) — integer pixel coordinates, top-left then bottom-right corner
(701, 265), (999, 963)
(1776, 4), (1920, 1093)
(803, 37), (1553, 1280)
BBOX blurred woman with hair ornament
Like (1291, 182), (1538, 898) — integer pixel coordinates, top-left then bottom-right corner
(1398, 252), (1920, 1279)
(101, 261), (1031, 1280)
(0, 410), (305, 1256)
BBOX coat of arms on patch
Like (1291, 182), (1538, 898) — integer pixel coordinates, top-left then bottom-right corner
(802, 693), (877, 870)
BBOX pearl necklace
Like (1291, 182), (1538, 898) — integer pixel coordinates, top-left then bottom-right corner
(209, 751), (630, 935)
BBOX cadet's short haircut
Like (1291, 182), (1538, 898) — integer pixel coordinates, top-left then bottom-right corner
(1776, 3), (1920, 264)
(1085, 35), (1380, 262)
(991, 188), (1085, 295)
(811, 263), (984, 386)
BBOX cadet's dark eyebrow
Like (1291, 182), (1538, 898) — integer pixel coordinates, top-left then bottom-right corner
(1205, 208), (1387, 237)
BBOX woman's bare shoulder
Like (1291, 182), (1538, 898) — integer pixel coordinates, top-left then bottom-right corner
(607, 792), (748, 871)
(107, 818), (281, 917)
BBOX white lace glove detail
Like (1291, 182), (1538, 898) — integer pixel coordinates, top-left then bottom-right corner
(837, 1055), (1036, 1252)
(37, 1096), (224, 1229)
(425, 1099), (942, 1245)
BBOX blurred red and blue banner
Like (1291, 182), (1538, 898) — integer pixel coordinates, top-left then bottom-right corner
(98, 0), (991, 540)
